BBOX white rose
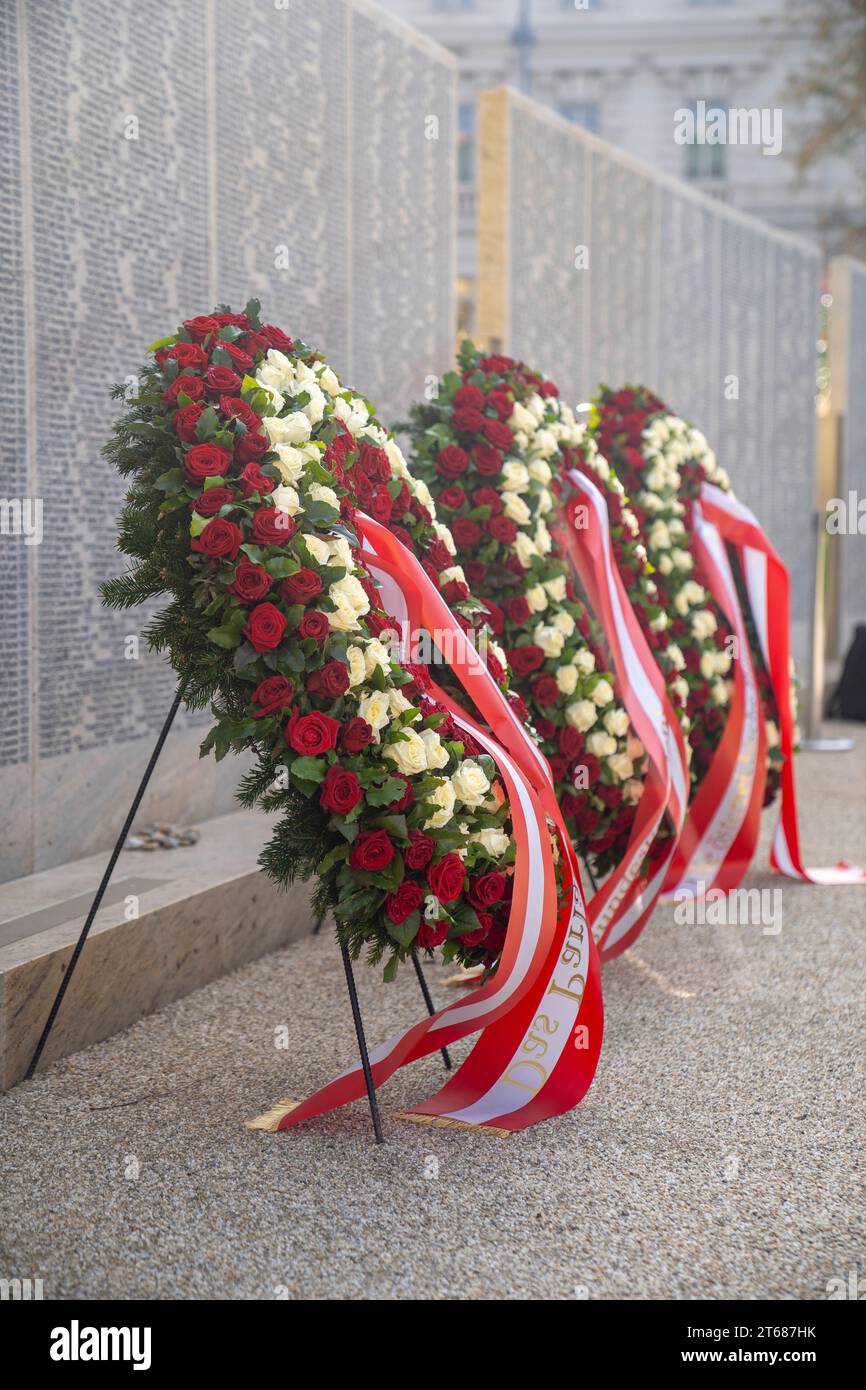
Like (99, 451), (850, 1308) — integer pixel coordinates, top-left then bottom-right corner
(528, 458), (552, 485)
(425, 778), (456, 830)
(587, 730), (617, 758)
(346, 646), (366, 688)
(385, 437), (411, 479)
(534, 518), (552, 554)
(700, 651), (717, 681)
(501, 459), (530, 493)
(526, 584), (548, 613)
(299, 382), (326, 425)
(316, 362), (341, 396)
(308, 483), (339, 512)
(551, 610), (575, 638)
(712, 680), (730, 706)
(608, 752), (635, 781)
(272, 444), (307, 485)
(691, 609), (717, 642)
(327, 574), (370, 632)
(556, 664), (578, 696)
(603, 707), (630, 737)
(420, 728), (449, 771)
(470, 827), (510, 859)
(263, 412), (312, 446)
(502, 491), (532, 527)
(513, 532), (538, 568)
(536, 487), (554, 514)
(573, 648), (596, 676)
(667, 643), (686, 671)
(332, 395), (369, 435)
(327, 536), (355, 571)
(648, 520), (671, 550)
(544, 575), (566, 602)
(433, 522), (456, 556)
(388, 688), (415, 717)
(672, 677), (689, 705)
(591, 678), (614, 707)
(440, 565), (466, 588)
(671, 547), (693, 571)
(534, 623), (565, 659)
(364, 639), (391, 678)
(270, 485), (302, 519)
(531, 427), (557, 459)
(714, 650), (732, 676)
(412, 478), (435, 512)
(509, 401), (536, 434)
(566, 699), (597, 732)
(626, 735), (644, 762)
(385, 730), (427, 778)
(451, 760), (491, 808)
(657, 554), (673, 575)
(358, 690), (390, 735)
(303, 534), (331, 565)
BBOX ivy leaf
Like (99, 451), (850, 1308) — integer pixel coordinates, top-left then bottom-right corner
(290, 756), (327, 784)
(155, 468), (185, 494)
(386, 913), (420, 948)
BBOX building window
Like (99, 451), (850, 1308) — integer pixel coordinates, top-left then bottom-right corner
(458, 102), (475, 184)
(683, 99), (728, 181)
(558, 102), (600, 135)
(433, 0), (474, 10)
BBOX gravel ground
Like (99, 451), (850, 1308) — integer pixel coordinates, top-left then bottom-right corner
(2, 728), (864, 1300)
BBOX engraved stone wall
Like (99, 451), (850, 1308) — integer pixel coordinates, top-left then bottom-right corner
(482, 88), (820, 671)
(0, 0), (455, 881)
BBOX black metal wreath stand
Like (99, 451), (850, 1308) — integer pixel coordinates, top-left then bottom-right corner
(25, 682), (451, 1144)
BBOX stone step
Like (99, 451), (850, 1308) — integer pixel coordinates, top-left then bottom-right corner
(0, 809), (316, 1090)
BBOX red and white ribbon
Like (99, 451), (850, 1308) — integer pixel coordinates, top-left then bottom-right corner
(553, 471), (690, 958)
(267, 515), (603, 1135)
(697, 484), (866, 885)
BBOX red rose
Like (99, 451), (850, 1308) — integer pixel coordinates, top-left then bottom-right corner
(487, 389), (513, 420)
(307, 659), (349, 699)
(356, 442), (390, 482)
(191, 517), (242, 560)
(220, 341), (254, 373)
(454, 383), (485, 409)
(253, 508), (295, 546)
(286, 708), (341, 756)
(235, 432), (268, 464)
(174, 402), (205, 442)
(206, 364), (242, 395)
(426, 852), (465, 903)
(385, 881), (424, 926)
(473, 444), (503, 477)
(261, 325), (294, 352)
(184, 443), (231, 484)
(212, 312), (249, 327)
(452, 517), (481, 548)
(559, 726), (583, 760)
(443, 579), (469, 604)
(598, 784), (623, 809)
(164, 374), (205, 406)
(577, 753), (601, 786)
(427, 540), (452, 571)
(192, 485), (235, 517)
(468, 871), (506, 908)
(243, 602), (287, 652)
(452, 406), (485, 434)
(461, 914), (493, 949)
(488, 515), (517, 544)
(416, 919), (449, 949)
(472, 486), (502, 514)
(240, 462), (274, 497)
(465, 560), (487, 588)
(280, 568), (323, 604)
(319, 765), (363, 815)
(251, 675), (294, 718)
(298, 610), (330, 642)
(481, 418), (513, 450)
(535, 716), (556, 741)
(350, 830), (395, 872)
(548, 755), (568, 782)
(242, 330), (269, 357)
(386, 773), (414, 813)
(167, 341), (207, 372)
(220, 395), (261, 431)
(404, 830), (436, 871)
(436, 445), (469, 479)
(230, 557), (272, 601)
(369, 485), (393, 523)
(183, 315), (220, 341)
(482, 599), (505, 636)
(507, 596), (531, 625)
(507, 644), (545, 675)
(532, 675), (559, 706)
(439, 484), (467, 509)
(341, 717), (374, 753)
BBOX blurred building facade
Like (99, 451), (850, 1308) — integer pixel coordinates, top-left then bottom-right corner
(382, 0), (858, 329)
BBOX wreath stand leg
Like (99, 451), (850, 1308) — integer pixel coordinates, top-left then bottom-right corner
(340, 942), (384, 1144)
(25, 680), (188, 1082)
(411, 948), (452, 1070)
(581, 855), (599, 895)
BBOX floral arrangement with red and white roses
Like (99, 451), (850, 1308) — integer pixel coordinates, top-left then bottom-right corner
(103, 304), (524, 977)
(589, 386), (786, 801)
(405, 343), (652, 877)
